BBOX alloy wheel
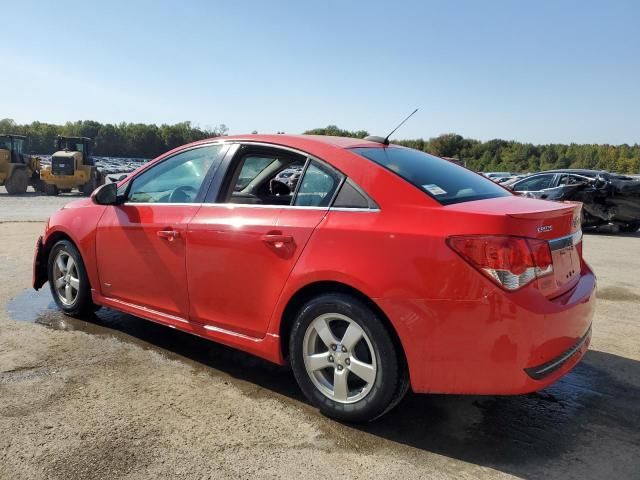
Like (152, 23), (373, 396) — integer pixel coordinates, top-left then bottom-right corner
(52, 250), (80, 306)
(302, 313), (377, 404)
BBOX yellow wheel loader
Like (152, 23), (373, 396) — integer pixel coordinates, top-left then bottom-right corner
(0, 134), (42, 194)
(40, 136), (104, 196)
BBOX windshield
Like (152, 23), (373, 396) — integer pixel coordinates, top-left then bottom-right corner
(350, 146), (511, 205)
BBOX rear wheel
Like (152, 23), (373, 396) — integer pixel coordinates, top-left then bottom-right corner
(620, 221), (640, 233)
(5, 168), (28, 194)
(48, 240), (98, 316)
(44, 183), (59, 196)
(82, 169), (99, 196)
(290, 293), (406, 422)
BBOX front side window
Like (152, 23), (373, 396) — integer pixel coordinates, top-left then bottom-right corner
(294, 161), (343, 207)
(128, 144), (223, 203)
(513, 174), (556, 192)
(351, 147), (510, 205)
(235, 156), (277, 191)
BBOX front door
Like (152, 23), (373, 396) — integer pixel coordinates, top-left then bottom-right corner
(187, 147), (344, 337)
(95, 143), (225, 318)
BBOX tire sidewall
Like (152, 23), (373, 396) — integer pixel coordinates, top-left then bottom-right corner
(5, 168), (28, 194)
(47, 240), (92, 316)
(290, 293), (399, 423)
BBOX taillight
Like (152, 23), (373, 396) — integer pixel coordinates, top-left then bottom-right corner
(447, 235), (554, 291)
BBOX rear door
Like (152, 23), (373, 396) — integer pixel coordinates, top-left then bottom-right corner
(186, 144), (343, 337)
(95, 143), (226, 318)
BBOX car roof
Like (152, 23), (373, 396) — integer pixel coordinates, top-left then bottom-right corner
(537, 169), (607, 176)
(0, 134), (26, 139)
(187, 134), (393, 151)
(57, 136), (92, 142)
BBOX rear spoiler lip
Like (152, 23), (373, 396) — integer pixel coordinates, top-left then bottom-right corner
(505, 201), (582, 220)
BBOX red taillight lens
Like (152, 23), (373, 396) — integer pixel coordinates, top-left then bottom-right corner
(447, 235), (554, 291)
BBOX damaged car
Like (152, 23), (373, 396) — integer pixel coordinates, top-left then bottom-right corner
(507, 169), (640, 232)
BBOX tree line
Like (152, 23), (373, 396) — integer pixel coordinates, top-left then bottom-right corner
(0, 118), (228, 159)
(3, 118), (638, 173)
(305, 126), (640, 174)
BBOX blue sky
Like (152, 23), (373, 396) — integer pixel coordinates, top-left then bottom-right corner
(3, 0), (639, 144)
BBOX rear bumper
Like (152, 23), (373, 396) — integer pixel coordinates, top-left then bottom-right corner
(378, 265), (596, 395)
(524, 325), (591, 380)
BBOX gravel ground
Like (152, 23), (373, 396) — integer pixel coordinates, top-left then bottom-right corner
(1, 191), (639, 479)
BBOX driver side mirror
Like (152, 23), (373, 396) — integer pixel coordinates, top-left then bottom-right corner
(92, 182), (125, 205)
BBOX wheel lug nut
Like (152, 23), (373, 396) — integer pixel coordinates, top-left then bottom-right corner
(337, 365), (343, 371)
(345, 358), (350, 365)
(331, 344), (337, 351)
(341, 346), (347, 353)
(328, 356), (334, 362)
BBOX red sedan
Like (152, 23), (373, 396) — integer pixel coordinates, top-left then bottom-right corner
(33, 135), (595, 422)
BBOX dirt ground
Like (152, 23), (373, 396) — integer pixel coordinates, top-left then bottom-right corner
(1, 192), (639, 479)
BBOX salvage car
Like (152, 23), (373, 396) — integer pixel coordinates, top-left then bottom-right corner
(507, 169), (640, 232)
(33, 135), (595, 422)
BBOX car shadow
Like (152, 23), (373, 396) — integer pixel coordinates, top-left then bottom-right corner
(13, 289), (640, 479)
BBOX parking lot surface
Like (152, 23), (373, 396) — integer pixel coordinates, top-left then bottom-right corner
(1, 193), (639, 479)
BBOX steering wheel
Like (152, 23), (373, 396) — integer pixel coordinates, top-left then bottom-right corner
(269, 179), (291, 196)
(169, 185), (198, 203)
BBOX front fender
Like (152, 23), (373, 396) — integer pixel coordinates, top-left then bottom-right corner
(36, 200), (107, 294)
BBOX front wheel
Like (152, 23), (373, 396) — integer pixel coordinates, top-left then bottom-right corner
(290, 293), (407, 422)
(5, 168), (28, 194)
(48, 240), (98, 317)
(44, 183), (59, 196)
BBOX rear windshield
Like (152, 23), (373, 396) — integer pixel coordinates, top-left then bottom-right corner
(350, 146), (511, 205)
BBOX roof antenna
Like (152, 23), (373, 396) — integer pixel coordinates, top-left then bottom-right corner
(365, 108), (419, 145)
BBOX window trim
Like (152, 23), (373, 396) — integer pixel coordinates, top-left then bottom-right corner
(121, 142), (229, 205)
(205, 142), (378, 211)
(118, 140), (380, 212)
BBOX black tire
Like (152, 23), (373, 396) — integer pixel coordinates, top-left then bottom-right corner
(47, 240), (98, 317)
(82, 169), (99, 196)
(290, 293), (406, 423)
(5, 168), (28, 194)
(620, 222), (640, 233)
(44, 183), (59, 196)
(32, 178), (45, 193)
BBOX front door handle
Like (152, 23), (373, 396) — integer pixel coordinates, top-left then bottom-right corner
(261, 232), (294, 249)
(157, 229), (180, 241)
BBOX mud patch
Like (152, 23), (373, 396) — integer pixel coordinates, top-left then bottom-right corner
(597, 286), (640, 302)
(6, 288), (303, 403)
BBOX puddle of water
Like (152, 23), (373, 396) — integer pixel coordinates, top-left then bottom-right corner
(6, 288), (56, 322)
(5, 287), (302, 401)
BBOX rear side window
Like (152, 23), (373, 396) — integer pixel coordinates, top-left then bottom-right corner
(513, 174), (556, 191)
(294, 161), (343, 207)
(333, 179), (374, 209)
(350, 147), (511, 205)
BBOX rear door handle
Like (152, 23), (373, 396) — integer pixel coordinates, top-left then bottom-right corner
(157, 229), (180, 241)
(261, 232), (294, 248)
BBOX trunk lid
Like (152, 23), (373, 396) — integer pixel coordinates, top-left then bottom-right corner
(445, 196), (583, 297)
